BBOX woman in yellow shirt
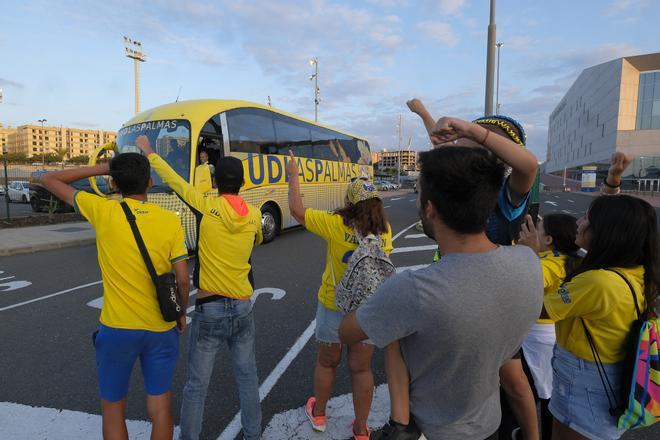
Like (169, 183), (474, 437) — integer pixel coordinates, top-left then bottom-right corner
(518, 213), (581, 440)
(286, 152), (393, 440)
(543, 195), (659, 440)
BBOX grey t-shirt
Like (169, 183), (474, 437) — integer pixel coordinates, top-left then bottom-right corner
(357, 245), (543, 440)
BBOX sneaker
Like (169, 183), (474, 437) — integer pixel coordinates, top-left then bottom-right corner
(352, 420), (370, 440)
(371, 419), (421, 440)
(305, 397), (326, 432)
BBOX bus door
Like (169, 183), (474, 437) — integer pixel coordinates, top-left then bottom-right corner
(195, 114), (227, 191)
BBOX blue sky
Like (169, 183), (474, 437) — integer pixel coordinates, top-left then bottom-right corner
(1, 0), (658, 160)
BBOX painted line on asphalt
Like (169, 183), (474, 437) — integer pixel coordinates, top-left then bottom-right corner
(391, 244), (438, 254)
(0, 281), (102, 312)
(568, 199), (575, 203)
(562, 210), (573, 214)
(404, 233), (427, 239)
(390, 197), (403, 201)
(391, 222), (418, 242)
(217, 319), (317, 440)
(544, 201), (558, 206)
(384, 205), (391, 208)
(409, 199), (416, 202)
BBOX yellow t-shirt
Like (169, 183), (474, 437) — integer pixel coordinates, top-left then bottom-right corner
(74, 192), (188, 332)
(305, 209), (393, 311)
(536, 250), (568, 324)
(194, 163), (213, 194)
(544, 266), (646, 363)
(149, 154), (262, 299)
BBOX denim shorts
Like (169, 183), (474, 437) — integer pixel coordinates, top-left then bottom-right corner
(315, 301), (344, 343)
(94, 324), (179, 402)
(549, 345), (625, 440)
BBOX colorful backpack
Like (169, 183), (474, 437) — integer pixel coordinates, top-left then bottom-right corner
(333, 233), (396, 314)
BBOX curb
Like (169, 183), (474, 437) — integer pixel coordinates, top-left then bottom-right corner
(0, 237), (96, 257)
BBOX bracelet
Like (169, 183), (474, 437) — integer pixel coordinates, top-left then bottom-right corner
(603, 176), (621, 188)
(480, 127), (490, 145)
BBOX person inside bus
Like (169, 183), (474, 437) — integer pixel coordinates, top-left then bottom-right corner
(194, 150), (214, 193)
(135, 135), (264, 440)
(406, 99), (540, 440)
(41, 153), (190, 440)
(286, 150), (393, 440)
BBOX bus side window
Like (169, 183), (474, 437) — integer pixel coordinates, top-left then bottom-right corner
(311, 126), (339, 161)
(226, 108), (276, 154)
(198, 114), (224, 167)
(273, 113), (312, 157)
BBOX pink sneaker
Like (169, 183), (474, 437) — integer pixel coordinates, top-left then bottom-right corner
(305, 397), (327, 432)
(353, 420), (370, 440)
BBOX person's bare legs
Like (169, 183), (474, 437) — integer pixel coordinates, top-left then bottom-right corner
(500, 359), (540, 440)
(313, 342), (343, 417)
(348, 342), (375, 436)
(146, 392), (173, 440)
(385, 341), (410, 425)
(101, 398), (128, 440)
(551, 418), (589, 440)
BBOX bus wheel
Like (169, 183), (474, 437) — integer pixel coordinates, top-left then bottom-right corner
(261, 204), (280, 244)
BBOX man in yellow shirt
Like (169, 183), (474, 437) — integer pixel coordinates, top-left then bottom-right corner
(135, 135), (263, 440)
(42, 153), (190, 440)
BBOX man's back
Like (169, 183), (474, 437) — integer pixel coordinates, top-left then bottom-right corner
(358, 245), (542, 439)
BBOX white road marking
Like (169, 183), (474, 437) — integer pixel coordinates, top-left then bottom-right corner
(390, 197), (403, 201)
(409, 198), (416, 202)
(217, 319), (317, 440)
(404, 233), (427, 239)
(0, 281), (102, 312)
(553, 195), (560, 199)
(396, 264), (430, 273)
(384, 205), (391, 208)
(391, 244), (438, 254)
(0, 401), (180, 440)
(562, 210), (572, 214)
(391, 222), (419, 242)
(0, 270), (32, 293)
(568, 199), (575, 203)
(544, 201), (558, 206)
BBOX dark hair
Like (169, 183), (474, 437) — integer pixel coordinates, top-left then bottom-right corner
(335, 197), (388, 237)
(216, 156), (244, 195)
(418, 147), (505, 234)
(543, 213), (582, 274)
(109, 153), (150, 196)
(566, 195), (659, 304)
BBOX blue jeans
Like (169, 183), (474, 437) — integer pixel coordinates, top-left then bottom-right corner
(179, 298), (261, 440)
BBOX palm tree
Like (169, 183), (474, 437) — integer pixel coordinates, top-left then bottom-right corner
(54, 147), (69, 169)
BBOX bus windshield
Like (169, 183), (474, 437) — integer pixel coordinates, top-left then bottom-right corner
(116, 120), (191, 192)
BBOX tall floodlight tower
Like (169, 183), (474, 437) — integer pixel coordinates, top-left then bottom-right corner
(124, 36), (146, 114)
(484, 0), (497, 116)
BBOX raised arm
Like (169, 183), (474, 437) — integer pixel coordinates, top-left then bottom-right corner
(41, 164), (110, 206)
(601, 152), (632, 195)
(135, 135), (207, 213)
(431, 117), (538, 198)
(286, 151), (306, 226)
(407, 98), (440, 145)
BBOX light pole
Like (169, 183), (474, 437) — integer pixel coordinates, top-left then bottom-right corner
(397, 114), (403, 186)
(38, 119), (47, 168)
(309, 57), (320, 122)
(495, 42), (503, 114)
(484, 0), (497, 116)
(124, 36), (146, 114)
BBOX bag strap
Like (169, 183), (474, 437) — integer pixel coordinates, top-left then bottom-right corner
(604, 269), (642, 318)
(120, 201), (159, 286)
(581, 318), (619, 416)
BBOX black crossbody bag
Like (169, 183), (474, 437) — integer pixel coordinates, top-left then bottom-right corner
(120, 201), (183, 322)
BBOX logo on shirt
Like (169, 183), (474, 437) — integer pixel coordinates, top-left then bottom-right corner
(558, 284), (571, 304)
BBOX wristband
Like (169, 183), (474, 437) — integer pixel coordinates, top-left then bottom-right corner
(480, 127), (490, 145)
(603, 176), (621, 188)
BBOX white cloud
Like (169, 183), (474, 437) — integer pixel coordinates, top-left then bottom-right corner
(604, 0), (649, 16)
(506, 36), (533, 51)
(365, 0), (410, 6)
(416, 21), (459, 47)
(436, 0), (467, 15)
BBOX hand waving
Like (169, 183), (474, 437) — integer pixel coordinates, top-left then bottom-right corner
(517, 215), (541, 254)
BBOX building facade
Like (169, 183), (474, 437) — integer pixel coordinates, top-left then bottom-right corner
(0, 124), (13, 155)
(546, 52), (660, 178)
(374, 150), (418, 173)
(3, 124), (116, 159)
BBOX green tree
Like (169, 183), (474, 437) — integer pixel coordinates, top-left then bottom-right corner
(54, 148), (70, 168)
(68, 155), (90, 165)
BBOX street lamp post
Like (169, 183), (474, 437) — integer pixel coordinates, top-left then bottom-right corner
(38, 119), (47, 169)
(124, 36), (146, 115)
(309, 57), (320, 122)
(397, 114), (403, 186)
(484, 0), (497, 116)
(495, 42), (503, 114)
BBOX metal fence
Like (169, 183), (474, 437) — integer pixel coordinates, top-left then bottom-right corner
(2, 160), (62, 220)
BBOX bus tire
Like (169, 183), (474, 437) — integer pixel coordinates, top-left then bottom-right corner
(261, 204), (280, 244)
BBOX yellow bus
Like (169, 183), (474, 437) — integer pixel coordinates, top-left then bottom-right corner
(90, 100), (373, 248)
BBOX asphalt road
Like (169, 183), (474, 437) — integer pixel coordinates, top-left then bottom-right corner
(2, 197), (41, 218)
(0, 191), (657, 439)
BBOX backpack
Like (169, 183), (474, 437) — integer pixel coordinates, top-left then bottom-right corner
(333, 233), (396, 314)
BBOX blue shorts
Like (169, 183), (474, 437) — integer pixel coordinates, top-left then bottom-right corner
(549, 345), (625, 440)
(315, 302), (344, 344)
(94, 324), (179, 402)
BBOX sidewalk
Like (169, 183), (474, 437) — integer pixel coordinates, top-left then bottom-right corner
(0, 221), (95, 257)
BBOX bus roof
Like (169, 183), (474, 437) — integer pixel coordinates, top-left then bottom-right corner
(121, 99), (368, 142)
